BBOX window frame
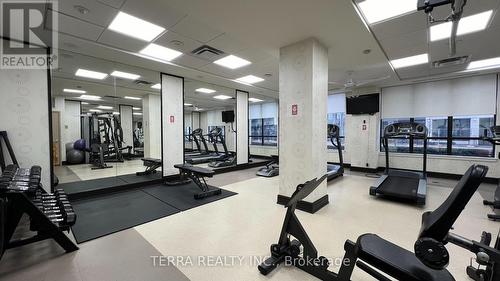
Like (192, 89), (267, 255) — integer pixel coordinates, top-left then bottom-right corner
(380, 115), (496, 158)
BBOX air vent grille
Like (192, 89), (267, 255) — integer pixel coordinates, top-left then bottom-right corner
(134, 80), (153, 85)
(191, 45), (225, 61)
(432, 56), (469, 68)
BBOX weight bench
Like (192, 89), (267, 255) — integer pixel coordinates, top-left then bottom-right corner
(169, 164), (221, 200)
(136, 158), (161, 176)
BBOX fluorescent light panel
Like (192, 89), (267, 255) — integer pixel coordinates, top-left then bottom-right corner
(124, 96), (142, 100)
(467, 57), (500, 70)
(81, 102), (89, 105)
(213, 95), (232, 100)
(75, 69), (108, 80)
(195, 88), (216, 94)
(184, 103), (193, 106)
(79, 95), (101, 101)
(391, 53), (428, 69)
(151, 83), (161, 89)
(248, 98), (263, 102)
(97, 105), (113, 110)
(214, 55), (251, 69)
(108, 12), (165, 42)
(63, 88), (86, 94)
(89, 109), (102, 112)
(140, 43), (182, 62)
(358, 0), (417, 24)
(430, 10), (493, 41)
(236, 75), (265, 84)
(110, 71), (140, 80)
(133, 107), (141, 110)
(133, 112), (143, 116)
(113, 112), (120, 115)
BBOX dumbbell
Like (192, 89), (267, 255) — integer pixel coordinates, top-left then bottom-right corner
(47, 211), (76, 225)
(43, 204), (73, 214)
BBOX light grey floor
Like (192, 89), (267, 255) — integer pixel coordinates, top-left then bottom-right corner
(1, 167), (498, 281)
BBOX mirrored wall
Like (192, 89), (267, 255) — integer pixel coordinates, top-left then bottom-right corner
(51, 50), (161, 187)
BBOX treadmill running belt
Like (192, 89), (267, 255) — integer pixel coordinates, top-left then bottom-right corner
(378, 176), (419, 200)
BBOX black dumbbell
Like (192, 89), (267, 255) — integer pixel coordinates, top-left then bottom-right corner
(47, 211), (76, 225)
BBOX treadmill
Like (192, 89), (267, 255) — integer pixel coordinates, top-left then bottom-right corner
(186, 127), (227, 164)
(326, 124), (344, 181)
(185, 129), (208, 157)
(370, 122), (428, 205)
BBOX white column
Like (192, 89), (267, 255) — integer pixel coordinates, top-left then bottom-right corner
(119, 105), (133, 149)
(143, 94), (161, 159)
(161, 74), (184, 176)
(279, 38), (329, 211)
(236, 90), (249, 164)
(53, 96), (65, 162)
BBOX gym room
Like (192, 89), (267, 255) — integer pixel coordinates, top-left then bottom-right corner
(0, 0), (498, 281)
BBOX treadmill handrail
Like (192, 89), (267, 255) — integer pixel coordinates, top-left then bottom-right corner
(383, 122), (428, 177)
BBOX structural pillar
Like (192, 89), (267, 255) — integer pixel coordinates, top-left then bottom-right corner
(143, 94), (161, 159)
(278, 38), (329, 213)
(236, 90), (249, 165)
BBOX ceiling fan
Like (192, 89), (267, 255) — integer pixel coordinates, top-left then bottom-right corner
(329, 71), (390, 90)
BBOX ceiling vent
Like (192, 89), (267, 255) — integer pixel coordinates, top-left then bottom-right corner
(134, 80), (153, 86)
(191, 45), (225, 61)
(432, 56), (469, 68)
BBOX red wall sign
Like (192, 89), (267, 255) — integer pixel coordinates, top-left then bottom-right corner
(169, 115), (175, 123)
(291, 104), (298, 116)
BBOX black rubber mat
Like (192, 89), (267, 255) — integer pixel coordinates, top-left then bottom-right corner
(70, 189), (179, 243)
(118, 173), (162, 184)
(142, 182), (237, 211)
(59, 177), (128, 195)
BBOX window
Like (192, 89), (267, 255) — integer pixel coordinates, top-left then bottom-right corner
(327, 93), (346, 149)
(380, 115), (495, 157)
(249, 102), (278, 146)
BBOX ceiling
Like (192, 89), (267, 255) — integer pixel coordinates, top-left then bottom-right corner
(354, 0), (500, 82)
(52, 50), (272, 113)
(3, 0), (499, 94)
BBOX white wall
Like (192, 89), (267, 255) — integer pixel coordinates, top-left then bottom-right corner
(199, 109), (236, 152)
(0, 66), (51, 190)
(250, 145), (278, 157)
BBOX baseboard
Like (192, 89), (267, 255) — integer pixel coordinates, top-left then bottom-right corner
(277, 194), (329, 214)
(349, 166), (379, 173)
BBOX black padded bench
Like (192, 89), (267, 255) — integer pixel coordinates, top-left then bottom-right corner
(136, 158), (161, 176)
(172, 164), (221, 199)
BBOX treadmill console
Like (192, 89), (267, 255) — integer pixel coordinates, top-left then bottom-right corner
(384, 122), (428, 138)
(328, 124), (340, 138)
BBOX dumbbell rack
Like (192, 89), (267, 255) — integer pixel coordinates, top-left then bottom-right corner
(0, 165), (78, 259)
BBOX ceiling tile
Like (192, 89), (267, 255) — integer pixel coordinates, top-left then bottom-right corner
(154, 31), (202, 54)
(49, 11), (104, 41)
(174, 54), (211, 69)
(379, 29), (428, 60)
(206, 33), (248, 54)
(97, 30), (148, 53)
(58, 0), (118, 27)
(198, 63), (243, 80)
(370, 12), (426, 41)
(120, 0), (187, 30)
(170, 15), (224, 43)
(96, 0), (126, 9)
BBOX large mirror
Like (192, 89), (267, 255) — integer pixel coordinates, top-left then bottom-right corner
(183, 79), (237, 170)
(51, 50), (161, 188)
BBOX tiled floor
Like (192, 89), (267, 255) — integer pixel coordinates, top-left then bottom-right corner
(1, 168), (498, 281)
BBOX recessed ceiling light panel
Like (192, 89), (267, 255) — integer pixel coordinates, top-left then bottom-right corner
(124, 96), (142, 100)
(133, 107), (141, 110)
(213, 95), (232, 100)
(108, 11), (165, 42)
(97, 105), (113, 110)
(195, 88), (216, 94)
(390, 53), (429, 69)
(140, 43), (183, 62)
(248, 98), (264, 102)
(214, 55), (251, 69)
(75, 69), (108, 80)
(151, 83), (161, 89)
(79, 95), (102, 101)
(467, 57), (500, 71)
(235, 75), (265, 84)
(110, 71), (140, 80)
(358, 0), (417, 25)
(430, 10), (493, 41)
(63, 88), (86, 94)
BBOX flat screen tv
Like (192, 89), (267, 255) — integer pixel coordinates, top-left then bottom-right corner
(346, 94), (379, 115)
(222, 110), (235, 123)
